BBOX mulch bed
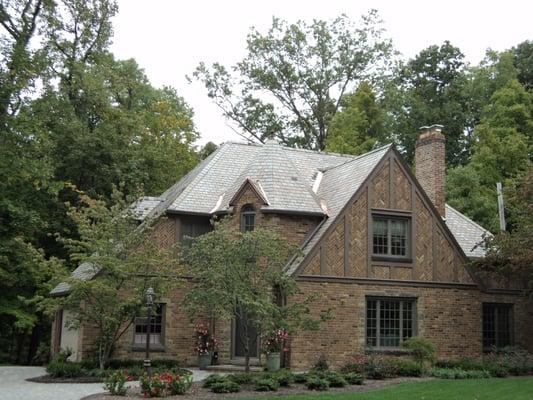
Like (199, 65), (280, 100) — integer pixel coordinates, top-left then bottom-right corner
(27, 375), (105, 383)
(82, 377), (430, 399)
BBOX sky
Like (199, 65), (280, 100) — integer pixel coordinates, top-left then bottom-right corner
(110, 0), (533, 146)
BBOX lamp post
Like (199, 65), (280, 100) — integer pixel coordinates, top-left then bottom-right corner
(144, 287), (155, 376)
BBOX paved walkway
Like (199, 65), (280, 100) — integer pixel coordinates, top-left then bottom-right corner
(0, 366), (212, 400)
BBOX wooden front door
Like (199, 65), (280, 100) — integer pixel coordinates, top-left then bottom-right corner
(233, 311), (259, 359)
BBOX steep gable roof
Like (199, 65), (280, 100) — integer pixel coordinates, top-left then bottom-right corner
(445, 204), (492, 258)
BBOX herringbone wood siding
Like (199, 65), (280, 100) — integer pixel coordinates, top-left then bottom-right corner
(393, 160), (411, 210)
(349, 190), (367, 277)
(371, 160), (390, 209)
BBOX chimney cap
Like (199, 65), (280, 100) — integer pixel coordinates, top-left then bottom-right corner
(419, 124), (444, 133)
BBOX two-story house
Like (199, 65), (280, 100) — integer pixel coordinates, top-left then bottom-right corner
(50, 125), (533, 369)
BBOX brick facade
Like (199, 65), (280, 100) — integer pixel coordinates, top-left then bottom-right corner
(52, 144), (533, 369)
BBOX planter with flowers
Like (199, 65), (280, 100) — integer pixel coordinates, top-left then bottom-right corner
(263, 329), (289, 372)
(195, 322), (218, 369)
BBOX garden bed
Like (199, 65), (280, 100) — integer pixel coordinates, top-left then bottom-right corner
(82, 377), (429, 400)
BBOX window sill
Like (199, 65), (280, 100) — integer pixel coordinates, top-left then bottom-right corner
(132, 344), (166, 353)
(371, 256), (413, 264)
(365, 347), (411, 355)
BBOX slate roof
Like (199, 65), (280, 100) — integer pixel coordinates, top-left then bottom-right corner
(51, 140), (491, 295)
(444, 204), (492, 258)
(49, 262), (99, 296)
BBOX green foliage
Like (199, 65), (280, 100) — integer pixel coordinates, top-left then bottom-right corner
(43, 188), (183, 369)
(321, 371), (347, 387)
(342, 372), (364, 385)
(192, 11), (393, 150)
(431, 367), (491, 379)
(210, 380), (241, 393)
(311, 354), (330, 372)
(202, 374), (228, 388)
(139, 372), (192, 397)
(227, 373), (255, 385)
(293, 373), (308, 383)
(435, 358), (486, 371)
(46, 360), (84, 378)
(305, 376), (330, 391)
(385, 41), (473, 165)
(326, 81), (388, 155)
(255, 377), (280, 391)
(184, 219), (328, 372)
(103, 370), (130, 396)
(272, 369), (295, 386)
(391, 359), (425, 377)
(401, 336), (436, 366)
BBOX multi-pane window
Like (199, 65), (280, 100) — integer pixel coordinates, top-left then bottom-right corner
(366, 298), (415, 348)
(134, 304), (165, 346)
(483, 303), (513, 349)
(372, 216), (410, 258)
(241, 205), (255, 232)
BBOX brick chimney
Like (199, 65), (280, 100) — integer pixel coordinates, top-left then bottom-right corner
(415, 124), (446, 216)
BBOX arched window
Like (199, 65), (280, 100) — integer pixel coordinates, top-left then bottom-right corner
(241, 204), (255, 232)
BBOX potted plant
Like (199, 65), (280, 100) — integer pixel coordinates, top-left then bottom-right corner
(195, 322), (217, 369)
(263, 328), (288, 372)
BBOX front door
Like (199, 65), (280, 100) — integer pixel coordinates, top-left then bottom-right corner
(233, 312), (259, 359)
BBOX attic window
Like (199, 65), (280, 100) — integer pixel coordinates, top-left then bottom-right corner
(241, 204), (255, 232)
(372, 215), (411, 261)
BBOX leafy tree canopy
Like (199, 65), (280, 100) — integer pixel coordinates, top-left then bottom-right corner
(192, 11), (394, 150)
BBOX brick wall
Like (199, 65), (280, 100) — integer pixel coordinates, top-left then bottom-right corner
(290, 280), (533, 370)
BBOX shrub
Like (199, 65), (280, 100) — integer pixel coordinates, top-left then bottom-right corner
(311, 354), (329, 372)
(273, 369), (295, 386)
(323, 371), (346, 387)
(431, 368), (490, 379)
(364, 356), (398, 379)
(402, 337), (436, 366)
(391, 359), (425, 377)
(340, 356), (365, 374)
(167, 374), (193, 395)
(343, 372), (363, 385)
(227, 372), (255, 385)
(436, 358), (485, 371)
(140, 372), (192, 397)
(255, 378), (280, 391)
(498, 347), (533, 375)
(202, 374), (227, 388)
(293, 373), (308, 383)
(305, 376), (329, 391)
(211, 380), (241, 393)
(46, 360), (84, 378)
(104, 370), (132, 396)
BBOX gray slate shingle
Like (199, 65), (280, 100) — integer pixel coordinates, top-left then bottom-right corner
(51, 140), (491, 294)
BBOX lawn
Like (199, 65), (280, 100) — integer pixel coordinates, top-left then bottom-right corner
(249, 377), (533, 400)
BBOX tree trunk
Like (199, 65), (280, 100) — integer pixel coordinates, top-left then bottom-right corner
(244, 334), (250, 373)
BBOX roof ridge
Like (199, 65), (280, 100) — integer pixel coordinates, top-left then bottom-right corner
(445, 203), (492, 235)
(321, 144), (393, 173)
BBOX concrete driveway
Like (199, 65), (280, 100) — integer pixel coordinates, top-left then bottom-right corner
(0, 366), (213, 400)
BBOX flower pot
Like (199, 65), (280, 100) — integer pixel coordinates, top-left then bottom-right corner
(266, 352), (281, 372)
(198, 353), (211, 369)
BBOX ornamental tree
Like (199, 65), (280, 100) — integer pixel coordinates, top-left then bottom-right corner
(42, 187), (183, 369)
(183, 219), (331, 372)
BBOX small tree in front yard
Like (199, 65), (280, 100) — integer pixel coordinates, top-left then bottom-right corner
(183, 219), (331, 372)
(43, 187), (183, 369)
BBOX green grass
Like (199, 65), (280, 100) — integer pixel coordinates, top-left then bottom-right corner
(247, 377), (533, 400)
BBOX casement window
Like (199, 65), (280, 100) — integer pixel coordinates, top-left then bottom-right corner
(372, 215), (410, 259)
(483, 303), (513, 349)
(366, 297), (415, 348)
(241, 205), (255, 232)
(134, 303), (165, 347)
(180, 217), (212, 250)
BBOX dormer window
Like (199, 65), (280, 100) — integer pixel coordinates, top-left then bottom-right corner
(241, 205), (255, 232)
